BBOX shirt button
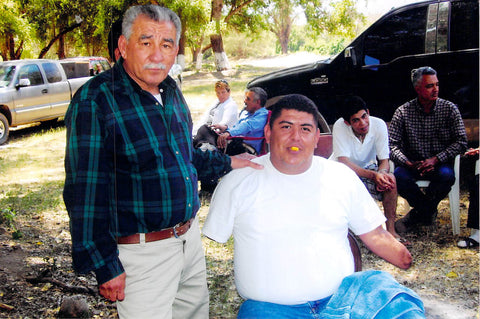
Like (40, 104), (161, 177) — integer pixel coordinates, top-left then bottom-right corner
(188, 203), (192, 208)
(176, 151), (179, 155)
(186, 177), (190, 181)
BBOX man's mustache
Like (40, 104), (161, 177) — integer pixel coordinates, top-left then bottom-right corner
(144, 63), (167, 70)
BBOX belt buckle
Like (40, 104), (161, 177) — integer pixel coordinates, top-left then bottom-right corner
(173, 223), (181, 238)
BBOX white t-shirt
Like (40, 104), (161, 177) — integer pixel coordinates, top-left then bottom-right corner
(203, 155), (385, 305)
(331, 116), (390, 168)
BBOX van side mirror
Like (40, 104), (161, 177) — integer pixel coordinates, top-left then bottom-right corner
(344, 47), (357, 68)
(16, 78), (31, 89)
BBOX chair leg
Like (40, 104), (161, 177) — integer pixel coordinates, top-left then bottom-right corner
(450, 155), (461, 235)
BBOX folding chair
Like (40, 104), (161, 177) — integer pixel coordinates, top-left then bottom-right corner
(348, 230), (362, 272)
(225, 110), (271, 156)
(390, 155), (461, 235)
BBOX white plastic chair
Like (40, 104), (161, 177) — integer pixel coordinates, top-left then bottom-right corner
(390, 155), (461, 235)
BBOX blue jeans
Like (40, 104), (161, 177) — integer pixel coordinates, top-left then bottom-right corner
(237, 270), (425, 319)
(394, 163), (455, 222)
(238, 297), (331, 319)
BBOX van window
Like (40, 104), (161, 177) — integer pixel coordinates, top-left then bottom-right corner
(43, 62), (63, 83)
(363, 6), (428, 64)
(450, 0), (479, 51)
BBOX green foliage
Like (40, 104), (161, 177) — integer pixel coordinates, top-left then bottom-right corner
(224, 30), (276, 59)
(1, 208), (23, 239)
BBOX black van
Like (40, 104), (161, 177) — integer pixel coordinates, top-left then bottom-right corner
(247, 0), (479, 143)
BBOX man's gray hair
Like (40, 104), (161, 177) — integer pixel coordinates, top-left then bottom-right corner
(246, 87), (268, 107)
(411, 66), (437, 88)
(122, 5), (181, 45)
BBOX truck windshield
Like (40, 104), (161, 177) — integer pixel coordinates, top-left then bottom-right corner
(0, 65), (16, 88)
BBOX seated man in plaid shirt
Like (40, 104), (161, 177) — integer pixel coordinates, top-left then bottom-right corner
(389, 66), (467, 233)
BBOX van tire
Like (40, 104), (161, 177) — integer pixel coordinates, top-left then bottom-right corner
(0, 113), (9, 145)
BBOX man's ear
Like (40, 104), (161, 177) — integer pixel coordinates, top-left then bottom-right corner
(264, 124), (271, 145)
(118, 35), (127, 59)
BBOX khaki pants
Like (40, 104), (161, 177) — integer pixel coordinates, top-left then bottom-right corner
(117, 217), (209, 319)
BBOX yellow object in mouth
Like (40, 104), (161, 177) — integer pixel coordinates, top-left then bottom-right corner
(290, 146), (299, 151)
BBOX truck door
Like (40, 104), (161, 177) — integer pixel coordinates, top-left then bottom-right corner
(42, 62), (71, 118)
(353, 4), (429, 121)
(13, 63), (51, 124)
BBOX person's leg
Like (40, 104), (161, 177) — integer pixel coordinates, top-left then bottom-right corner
(117, 237), (185, 318)
(360, 172), (401, 239)
(193, 124), (218, 149)
(458, 174), (479, 247)
(382, 185), (401, 239)
(422, 164), (455, 223)
(321, 270), (425, 318)
(173, 217), (209, 319)
(394, 166), (426, 211)
(116, 218), (208, 319)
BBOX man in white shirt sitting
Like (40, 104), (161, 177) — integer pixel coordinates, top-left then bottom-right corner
(203, 94), (424, 318)
(193, 79), (238, 150)
(331, 95), (405, 244)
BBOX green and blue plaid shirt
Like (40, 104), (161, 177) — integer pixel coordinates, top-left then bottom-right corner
(63, 59), (231, 284)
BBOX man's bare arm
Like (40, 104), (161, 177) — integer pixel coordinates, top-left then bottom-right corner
(359, 226), (412, 269)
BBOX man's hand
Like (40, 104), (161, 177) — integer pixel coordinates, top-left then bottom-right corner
(99, 272), (126, 302)
(416, 156), (438, 176)
(217, 132), (230, 149)
(210, 124), (227, 133)
(374, 171), (395, 191)
(230, 153), (264, 170)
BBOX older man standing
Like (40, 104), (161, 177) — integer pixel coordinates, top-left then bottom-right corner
(389, 66), (467, 233)
(63, 5), (260, 318)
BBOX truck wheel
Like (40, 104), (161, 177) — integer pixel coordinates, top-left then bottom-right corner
(0, 113), (9, 145)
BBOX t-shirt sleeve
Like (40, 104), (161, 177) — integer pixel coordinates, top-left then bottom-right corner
(202, 173), (238, 243)
(345, 169), (386, 235)
(332, 119), (352, 159)
(375, 118), (390, 160)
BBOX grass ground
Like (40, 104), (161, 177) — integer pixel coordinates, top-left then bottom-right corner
(0, 60), (478, 318)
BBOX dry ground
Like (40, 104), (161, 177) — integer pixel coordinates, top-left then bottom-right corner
(0, 54), (478, 318)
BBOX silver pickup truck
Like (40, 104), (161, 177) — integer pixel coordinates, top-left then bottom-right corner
(0, 59), (91, 144)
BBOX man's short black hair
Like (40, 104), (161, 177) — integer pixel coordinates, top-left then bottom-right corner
(340, 95), (368, 123)
(108, 18), (123, 62)
(269, 94), (321, 128)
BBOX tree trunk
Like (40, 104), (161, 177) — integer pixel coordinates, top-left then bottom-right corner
(210, 34), (230, 71)
(57, 35), (66, 59)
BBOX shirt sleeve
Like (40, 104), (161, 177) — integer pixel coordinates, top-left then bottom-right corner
(63, 94), (124, 285)
(388, 105), (410, 166)
(375, 118), (390, 161)
(227, 108), (268, 137)
(192, 149), (232, 180)
(332, 119), (352, 159)
(435, 105), (468, 163)
(219, 99), (239, 128)
(202, 173), (238, 243)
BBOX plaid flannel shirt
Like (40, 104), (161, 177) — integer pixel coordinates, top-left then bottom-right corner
(389, 98), (467, 166)
(63, 60), (231, 284)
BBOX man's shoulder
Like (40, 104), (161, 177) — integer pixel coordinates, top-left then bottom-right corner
(332, 118), (350, 134)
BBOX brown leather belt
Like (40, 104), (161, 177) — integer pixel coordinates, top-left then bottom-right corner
(117, 218), (194, 244)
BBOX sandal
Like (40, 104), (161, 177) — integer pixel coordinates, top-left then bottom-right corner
(457, 237), (479, 249)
